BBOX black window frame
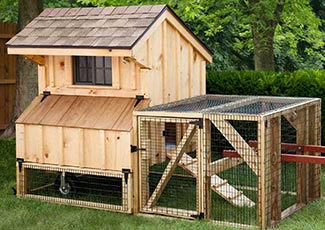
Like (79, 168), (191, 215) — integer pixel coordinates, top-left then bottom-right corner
(73, 56), (113, 86)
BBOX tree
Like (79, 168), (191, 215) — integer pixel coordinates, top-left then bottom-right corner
(2, 0), (43, 137)
(77, 0), (324, 71)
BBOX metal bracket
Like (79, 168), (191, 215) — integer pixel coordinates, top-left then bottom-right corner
(60, 171), (66, 189)
(17, 158), (24, 173)
(189, 118), (203, 129)
(40, 91), (51, 102)
(122, 168), (131, 185)
(130, 145), (146, 153)
(134, 95), (144, 107)
(190, 212), (204, 220)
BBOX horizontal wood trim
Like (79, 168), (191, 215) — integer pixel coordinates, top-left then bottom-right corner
(23, 162), (124, 176)
(45, 87), (146, 98)
(8, 47), (132, 57)
(134, 110), (203, 119)
(0, 79), (16, 84)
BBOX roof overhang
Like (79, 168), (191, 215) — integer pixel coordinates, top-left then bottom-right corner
(7, 47), (132, 57)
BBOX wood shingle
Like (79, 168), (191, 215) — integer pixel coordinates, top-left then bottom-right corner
(7, 5), (166, 49)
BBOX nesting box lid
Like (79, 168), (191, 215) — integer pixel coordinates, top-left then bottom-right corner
(16, 95), (149, 131)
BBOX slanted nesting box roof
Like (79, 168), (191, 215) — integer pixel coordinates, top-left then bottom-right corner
(7, 5), (212, 61)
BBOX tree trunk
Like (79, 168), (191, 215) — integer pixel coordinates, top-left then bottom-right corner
(252, 27), (276, 71)
(2, 0), (43, 138)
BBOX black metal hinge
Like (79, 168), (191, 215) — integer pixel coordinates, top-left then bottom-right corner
(122, 168), (131, 185)
(130, 145), (146, 153)
(189, 118), (203, 129)
(134, 95), (144, 107)
(40, 91), (51, 102)
(190, 212), (204, 220)
(17, 158), (24, 172)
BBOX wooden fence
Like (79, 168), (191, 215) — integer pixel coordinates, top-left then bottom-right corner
(0, 22), (16, 130)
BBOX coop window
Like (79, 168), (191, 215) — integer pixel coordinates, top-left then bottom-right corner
(73, 56), (112, 86)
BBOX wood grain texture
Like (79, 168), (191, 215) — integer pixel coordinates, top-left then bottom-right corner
(0, 22), (16, 130)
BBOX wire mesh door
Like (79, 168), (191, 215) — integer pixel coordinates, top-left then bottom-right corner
(207, 115), (258, 227)
(139, 117), (201, 218)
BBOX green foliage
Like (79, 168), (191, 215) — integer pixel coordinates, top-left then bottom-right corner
(0, 0), (18, 22)
(0, 0), (84, 23)
(207, 70), (325, 143)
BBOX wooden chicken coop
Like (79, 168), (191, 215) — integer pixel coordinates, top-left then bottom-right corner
(7, 4), (324, 230)
(7, 5), (211, 214)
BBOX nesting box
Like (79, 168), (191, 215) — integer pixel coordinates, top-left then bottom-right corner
(134, 95), (321, 228)
(8, 5), (212, 214)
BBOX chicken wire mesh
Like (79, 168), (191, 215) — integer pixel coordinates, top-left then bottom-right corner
(141, 95), (316, 116)
(139, 117), (199, 218)
(19, 164), (128, 212)
(208, 118), (258, 226)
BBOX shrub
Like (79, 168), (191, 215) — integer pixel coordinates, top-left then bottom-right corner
(207, 70), (325, 143)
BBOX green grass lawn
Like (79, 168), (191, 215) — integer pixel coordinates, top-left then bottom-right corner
(1, 138), (325, 230)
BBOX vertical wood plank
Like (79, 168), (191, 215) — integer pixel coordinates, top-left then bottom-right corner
(131, 116), (139, 213)
(38, 65), (46, 94)
(258, 118), (266, 229)
(197, 124), (204, 214)
(16, 124), (25, 159)
(99, 130), (106, 169)
(161, 20), (167, 103)
(79, 128), (84, 168)
(200, 61), (206, 95)
(296, 108), (308, 205)
(188, 46), (193, 97)
(204, 119), (211, 219)
(48, 56), (55, 87)
(39, 125), (44, 164)
(64, 56), (72, 85)
(270, 117), (281, 226)
(307, 104), (321, 200)
(175, 31), (181, 100)
(58, 127), (64, 166)
(112, 57), (120, 89)
(130, 61), (136, 90)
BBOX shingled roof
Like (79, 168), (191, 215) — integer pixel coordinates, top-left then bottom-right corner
(7, 5), (211, 56)
(7, 5), (168, 49)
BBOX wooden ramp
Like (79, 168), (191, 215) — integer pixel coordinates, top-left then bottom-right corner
(167, 151), (255, 207)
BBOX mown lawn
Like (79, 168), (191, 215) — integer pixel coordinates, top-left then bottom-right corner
(0, 138), (325, 230)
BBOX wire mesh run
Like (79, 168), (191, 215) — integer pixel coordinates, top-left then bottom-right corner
(139, 117), (199, 218)
(21, 164), (128, 212)
(137, 95), (321, 228)
(208, 118), (258, 226)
